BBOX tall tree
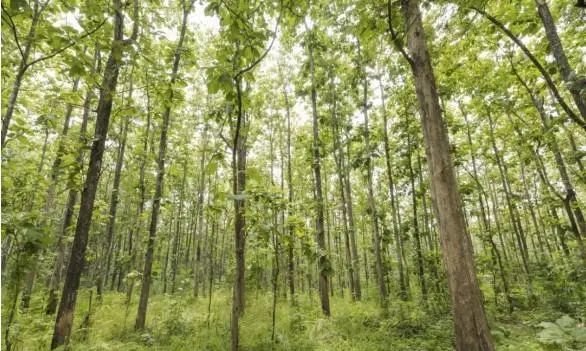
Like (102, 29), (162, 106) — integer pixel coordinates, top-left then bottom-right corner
(388, 0), (495, 349)
(135, 0), (194, 330)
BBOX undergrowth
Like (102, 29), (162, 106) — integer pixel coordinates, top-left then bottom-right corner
(3, 287), (584, 350)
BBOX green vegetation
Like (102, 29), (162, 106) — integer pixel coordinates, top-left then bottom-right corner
(2, 0), (585, 350)
(9, 288), (584, 351)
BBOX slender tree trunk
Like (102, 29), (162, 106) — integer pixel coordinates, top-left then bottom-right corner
(330, 78), (356, 300)
(1, 0), (44, 147)
(487, 112), (531, 278)
(307, 30), (330, 317)
(283, 83), (296, 300)
(461, 107), (512, 312)
(535, 0), (586, 118)
(171, 160), (188, 294)
(230, 73), (248, 350)
(473, 7), (585, 131)
(407, 134), (427, 301)
(358, 51), (387, 306)
(342, 125), (362, 300)
(101, 108), (130, 295)
(510, 65), (586, 263)
(377, 76), (407, 300)
(193, 124), (209, 297)
(126, 73), (153, 305)
(135, 2), (191, 329)
(46, 79), (95, 314)
(396, 1), (495, 349)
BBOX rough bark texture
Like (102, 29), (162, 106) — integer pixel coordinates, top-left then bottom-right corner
(401, 1), (495, 350)
(50, 1), (128, 346)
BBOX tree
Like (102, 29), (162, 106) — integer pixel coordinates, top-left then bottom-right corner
(50, 0), (138, 347)
(135, 0), (194, 330)
(389, 0), (495, 349)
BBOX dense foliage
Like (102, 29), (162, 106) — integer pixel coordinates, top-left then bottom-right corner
(1, 0), (585, 350)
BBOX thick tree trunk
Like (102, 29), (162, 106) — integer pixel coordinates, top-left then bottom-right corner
(399, 1), (495, 349)
(135, 4), (190, 329)
(50, 1), (129, 345)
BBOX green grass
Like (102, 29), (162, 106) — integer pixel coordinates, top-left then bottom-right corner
(2, 287), (576, 350)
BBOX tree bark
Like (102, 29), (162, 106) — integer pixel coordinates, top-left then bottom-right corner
(398, 1), (495, 349)
(50, 0), (134, 346)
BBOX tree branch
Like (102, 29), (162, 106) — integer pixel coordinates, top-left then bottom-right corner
(234, 5), (282, 79)
(472, 6), (586, 132)
(386, 0), (414, 67)
(1, 4), (24, 59)
(23, 17), (107, 71)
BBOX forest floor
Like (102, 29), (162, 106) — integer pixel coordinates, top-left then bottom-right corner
(7, 287), (577, 351)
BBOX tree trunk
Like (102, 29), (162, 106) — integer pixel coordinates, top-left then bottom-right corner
(102, 108), (130, 294)
(135, 2), (191, 330)
(46, 75), (95, 314)
(461, 107), (512, 312)
(398, 1), (495, 349)
(50, 1), (131, 346)
(358, 50), (387, 306)
(283, 83), (296, 300)
(307, 30), (330, 317)
(231, 75), (248, 350)
(535, 0), (586, 118)
(330, 77), (356, 300)
(1, 0), (43, 147)
(407, 134), (427, 301)
(377, 76), (407, 300)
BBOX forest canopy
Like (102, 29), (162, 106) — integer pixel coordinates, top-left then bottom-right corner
(1, 0), (585, 350)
